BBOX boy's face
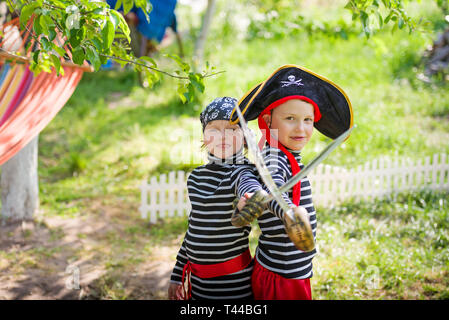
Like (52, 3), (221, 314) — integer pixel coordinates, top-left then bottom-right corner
(262, 99), (314, 151)
(204, 120), (244, 159)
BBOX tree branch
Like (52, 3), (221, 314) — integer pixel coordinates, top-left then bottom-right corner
(100, 53), (225, 79)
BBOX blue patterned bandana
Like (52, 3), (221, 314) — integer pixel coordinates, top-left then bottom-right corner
(200, 97), (239, 131)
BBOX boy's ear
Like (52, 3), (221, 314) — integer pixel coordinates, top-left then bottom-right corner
(262, 114), (271, 128)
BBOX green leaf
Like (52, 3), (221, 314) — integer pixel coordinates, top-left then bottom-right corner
(85, 45), (101, 71)
(69, 29), (81, 48)
(177, 83), (187, 104)
(134, 0), (152, 22)
(344, 1), (353, 10)
(109, 11), (120, 29)
(40, 37), (51, 51)
(99, 54), (108, 65)
(52, 43), (66, 58)
(48, 28), (57, 42)
(114, 0), (123, 10)
(188, 73), (205, 93)
(39, 52), (52, 73)
(123, 0), (133, 15)
(33, 50), (40, 64)
(102, 20), (115, 50)
(384, 11), (393, 24)
(167, 54), (189, 72)
(152, 69), (160, 83)
(184, 83), (195, 103)
(76, 26), (87, 47)
(25, 41), (32, 53)
(20, 3), (39, 29)
(360, 11), (369, 27)
(139, 56), (157, 68)
(140, 69), (157, 88)
(33, 15), (43, 35)
(50, 54), (64, 76)
(398, 17), (404, 29)
(93, 7), (107, 16)
(66, 13), (81, 30)
(40, 14), (53, 36)
(66, 5), (79, 14)
(111, 10), (130, 43)
(29, 61), (42, 75)
(391, 22), (398, 34)
(91, 37), (103, 52)
(72, 47), (85, 65)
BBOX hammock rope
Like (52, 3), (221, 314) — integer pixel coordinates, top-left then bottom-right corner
(0, 17), (92, 165)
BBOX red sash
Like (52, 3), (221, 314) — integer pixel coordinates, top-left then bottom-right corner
(181, 249), (252, 300)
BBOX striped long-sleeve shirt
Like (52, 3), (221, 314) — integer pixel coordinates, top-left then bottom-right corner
(170, 151), (262, 300)
(256, 146), (317, 279)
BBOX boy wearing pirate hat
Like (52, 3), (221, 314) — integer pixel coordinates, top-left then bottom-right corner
(230, 65), (353, 300)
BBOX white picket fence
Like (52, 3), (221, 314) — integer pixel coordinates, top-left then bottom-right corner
(139, 154), (449, 223)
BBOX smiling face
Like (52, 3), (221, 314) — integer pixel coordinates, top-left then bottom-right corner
(262, 99), (315, 151)
(203, 120), (244, 159)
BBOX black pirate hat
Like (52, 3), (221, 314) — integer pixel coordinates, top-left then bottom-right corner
(230, 65), (353, 139)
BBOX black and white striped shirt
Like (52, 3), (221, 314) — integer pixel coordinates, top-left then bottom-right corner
(255, 146), (317, 279)
(170, 151), (262, 299)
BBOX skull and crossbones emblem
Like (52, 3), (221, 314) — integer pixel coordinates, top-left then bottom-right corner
(280, 75), (304, 87)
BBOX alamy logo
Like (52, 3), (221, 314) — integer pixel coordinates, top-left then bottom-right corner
(281, 75), (304, 87)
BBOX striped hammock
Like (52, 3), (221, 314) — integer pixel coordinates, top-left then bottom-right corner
(0, 17), (92, 165)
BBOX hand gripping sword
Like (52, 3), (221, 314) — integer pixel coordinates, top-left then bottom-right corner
(231, 102), (354, 251)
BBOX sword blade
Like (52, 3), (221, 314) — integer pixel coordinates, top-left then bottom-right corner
(234, 103), (294, 218)
(263, 125), (355, 204)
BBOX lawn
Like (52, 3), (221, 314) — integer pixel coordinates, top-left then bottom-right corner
(0, 0), (448, 299)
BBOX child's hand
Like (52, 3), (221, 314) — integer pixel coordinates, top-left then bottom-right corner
(168, 282), (184, 300)
(236, 193), (253, 211)
(231, 190), (268, 227)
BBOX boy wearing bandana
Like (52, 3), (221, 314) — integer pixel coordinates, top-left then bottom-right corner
(168, 97), (263, 300)
(230, 65), (353, 300)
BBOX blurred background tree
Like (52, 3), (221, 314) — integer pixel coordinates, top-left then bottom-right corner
(1, 0), (210, 100)
(2, 0), (448, 92)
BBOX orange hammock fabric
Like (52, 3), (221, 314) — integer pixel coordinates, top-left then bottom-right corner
(0, 17), (89, 165)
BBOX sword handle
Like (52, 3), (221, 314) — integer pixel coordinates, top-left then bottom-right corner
(283, 206), (315, 252)
(231, 190), (268, 227)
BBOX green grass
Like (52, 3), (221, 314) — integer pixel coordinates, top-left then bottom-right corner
(5, 0), (448, 299)
(313, 190), (449, 299)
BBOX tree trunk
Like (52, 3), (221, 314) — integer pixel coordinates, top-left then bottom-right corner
(1, 135), (39, 222)
(193, 0), (217, 71)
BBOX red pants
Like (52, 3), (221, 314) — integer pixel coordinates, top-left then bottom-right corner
(251, 259), (312, 300)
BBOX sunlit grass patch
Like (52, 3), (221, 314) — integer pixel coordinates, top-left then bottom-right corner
(313, 190), (449, 299)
